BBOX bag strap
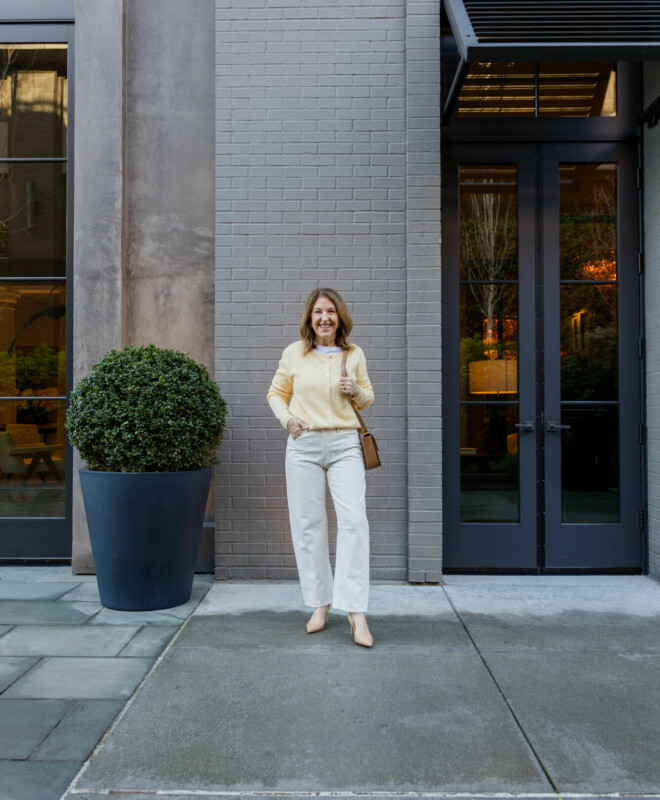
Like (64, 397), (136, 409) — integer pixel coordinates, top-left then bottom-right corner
(341, 350), (368, 435)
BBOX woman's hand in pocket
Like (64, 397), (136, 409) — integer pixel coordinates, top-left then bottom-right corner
(287, 416), (309, 439)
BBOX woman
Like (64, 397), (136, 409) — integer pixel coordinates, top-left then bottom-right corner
(267, 288), (375, 647)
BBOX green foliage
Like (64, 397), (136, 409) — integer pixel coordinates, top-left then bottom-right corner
(15, 343), (59, 392)
(66, 344), (227, 472)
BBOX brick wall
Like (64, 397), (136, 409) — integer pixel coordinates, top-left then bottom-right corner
(644, 62), (660, 579)
(404, 1), (442, 583)
(215, 0), (443, 581)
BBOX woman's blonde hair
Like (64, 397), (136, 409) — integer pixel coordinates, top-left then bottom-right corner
(300, 288), (353, 354)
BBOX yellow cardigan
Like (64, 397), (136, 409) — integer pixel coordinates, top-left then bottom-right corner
(267, 341), (374, 430)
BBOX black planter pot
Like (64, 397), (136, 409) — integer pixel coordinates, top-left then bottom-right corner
(79, 468), (212, 611)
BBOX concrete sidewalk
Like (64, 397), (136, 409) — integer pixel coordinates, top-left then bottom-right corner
(60, 575), (660, 799)
(0, 566), (212, 800)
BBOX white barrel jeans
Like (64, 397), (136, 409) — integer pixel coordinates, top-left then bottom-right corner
(285, 429), (369, 613)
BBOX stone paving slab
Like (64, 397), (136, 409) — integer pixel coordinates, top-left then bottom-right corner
(34, 570), (101, 583)
(0, 567), (212, 800)
(0, 698), (71, 759)
(117, 625), (179, 657)
(0, 655), (39, 692)
(0, 624), (140, 657)
(3, 656), (154, 699)
(32, 699), (124, 761)
(484, 650), (660, 794)
(0, 759), (83, 800)
(0, 566), (61, 582)
(0, 582), (77, 601)
(73, 627), (551, 794)
(0, 601), (101, 626)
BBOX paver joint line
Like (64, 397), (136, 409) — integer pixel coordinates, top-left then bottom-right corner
(441, 586), (561, 796)
(1, 652), (44, 694)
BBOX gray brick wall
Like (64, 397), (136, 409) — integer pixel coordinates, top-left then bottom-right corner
(644, 62), (660, 579)
(215, 0), (442, 581)
(404, 1), (441, 583)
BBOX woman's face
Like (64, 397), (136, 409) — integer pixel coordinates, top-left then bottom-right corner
(311, 296), (339, 344)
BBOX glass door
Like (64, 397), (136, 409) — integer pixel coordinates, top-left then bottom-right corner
(0, 30), (73, 560)
(443, 146), (539, 569)
(543, 144), (641, 569)
(443, 142), (642, 571)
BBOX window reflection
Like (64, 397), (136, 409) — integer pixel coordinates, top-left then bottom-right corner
(459, 62), (616, 118)
(460, 284), (518, 401)
(0, 42), (67, 523)
(459, 165), (520, 522)
(460, 404), (520, 523)
(0, 399), (65, 518)
(460, 166), (517, 280)
(539, 63), (616, 117)
(559, 162), (620, 524)
(560, 405), (619, 523)
(0, 163), (67, 278)
(0, 281), (65, 518)
(459, 62), (535, 117)
(561, 285), (618, 401)
(560, 164), (617, 280)
(0, 45), (68, 158)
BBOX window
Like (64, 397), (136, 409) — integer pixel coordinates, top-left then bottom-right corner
(0, 44), (68, 519)
(458, 62), (616, 118)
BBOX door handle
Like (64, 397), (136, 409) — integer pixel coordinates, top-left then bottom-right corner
(514, 422), (535, 432)
(546, 421), (571, 432)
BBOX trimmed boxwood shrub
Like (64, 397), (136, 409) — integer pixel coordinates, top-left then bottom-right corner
(66, 344), (227, 472)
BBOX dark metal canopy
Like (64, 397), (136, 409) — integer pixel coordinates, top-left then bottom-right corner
(443, 0), (660, 62)
(442, 0), (660, 125)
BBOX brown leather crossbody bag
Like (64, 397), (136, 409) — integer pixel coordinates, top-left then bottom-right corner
(341, 350), (381, 470)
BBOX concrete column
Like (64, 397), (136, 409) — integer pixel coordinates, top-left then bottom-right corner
(123, 0), (215, 570)
(72, 0), (125, 572)
(71, 0), (216, 573)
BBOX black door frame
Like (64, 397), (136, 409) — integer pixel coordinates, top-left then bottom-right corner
(0, 24), (74, 562)
(441, 63), (644, 572)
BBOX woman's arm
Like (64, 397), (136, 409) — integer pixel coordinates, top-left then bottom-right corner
(267, 352), (294, 428)
(353, 350), (374, 410)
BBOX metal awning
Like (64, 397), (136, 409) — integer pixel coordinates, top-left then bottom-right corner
(444, 0), (660, 62)
(442, 0), (660, 125)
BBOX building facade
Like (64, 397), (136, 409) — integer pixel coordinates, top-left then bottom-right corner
(1, 0), (659, 583)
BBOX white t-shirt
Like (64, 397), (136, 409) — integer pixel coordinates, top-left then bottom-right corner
(314, 344), (343, 358)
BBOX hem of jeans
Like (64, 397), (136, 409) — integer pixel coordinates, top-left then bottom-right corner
(302, 596), (334, 609)
(330, 600), (369, 613)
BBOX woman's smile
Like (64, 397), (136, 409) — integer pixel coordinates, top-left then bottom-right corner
(311, 297), (339, 345)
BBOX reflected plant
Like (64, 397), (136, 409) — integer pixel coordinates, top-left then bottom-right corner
(15, 343), (59, 392)
(487, 453), (518, 477)
(461, 185), (517, 327)
(16, 398), (52, 424)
